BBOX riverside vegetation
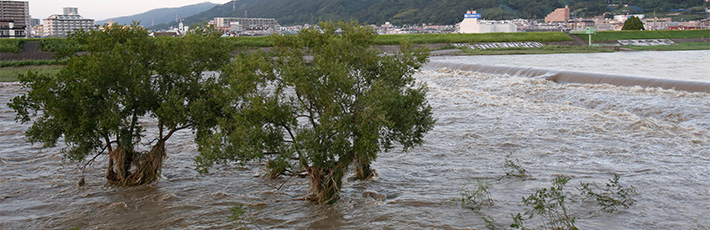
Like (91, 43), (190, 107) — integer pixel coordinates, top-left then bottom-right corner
(193, 21), (435, 204)
(9, 21), (434, 204)
(459, 157), (640, 229)
(10, 22), (232, 186)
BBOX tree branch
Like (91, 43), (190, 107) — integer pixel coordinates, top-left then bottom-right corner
(163, 124), (192, 141)
(81, 143), (111, 171)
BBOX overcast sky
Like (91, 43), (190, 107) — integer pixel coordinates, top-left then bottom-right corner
(26, 0), (225, 21)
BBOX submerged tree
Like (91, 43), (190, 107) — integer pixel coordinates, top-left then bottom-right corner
(195, 21), (435, 204)
(622, 16), (645, 30)
(9, 23), (230, 185)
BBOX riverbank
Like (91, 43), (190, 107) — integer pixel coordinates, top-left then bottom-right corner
(1, 30), (708, 82)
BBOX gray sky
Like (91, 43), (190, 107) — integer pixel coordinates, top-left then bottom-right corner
(27, 0), (224, 21)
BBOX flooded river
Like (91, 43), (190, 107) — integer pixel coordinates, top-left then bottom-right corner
(1, 51), (709, 229)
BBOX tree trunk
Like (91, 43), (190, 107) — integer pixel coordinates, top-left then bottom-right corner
(107, 147), (134, 184)
(307, 164), (346, 204)
(127, 140), (166, 185)
(354, 157), (374, 180)
(105, 141), (166, 186)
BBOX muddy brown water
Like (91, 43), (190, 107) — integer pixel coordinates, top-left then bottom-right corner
(1, 51), (709, 229)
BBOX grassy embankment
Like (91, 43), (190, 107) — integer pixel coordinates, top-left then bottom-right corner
(221, 32), (575, 47)
(586, 29), (710, 51)
(626, 42), (709, 51)
(373, 31), (573, 44)
(0, 37), (81, 53)
(223, 31), (708, 53)
(1, 38), (77, 82)
(1, 60), (66, 82)
(2, 30), (707, 81)
(0, 66), (63, 82)
(0, 39), (23, 53)
(463, 45), (612, 55)
(588, 29), (709, 41)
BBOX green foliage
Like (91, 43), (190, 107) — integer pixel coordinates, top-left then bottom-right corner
(0, 65), (62, 82)
(460, 180), (494, 211)
(0, 59), (68, 67)
(219, 31), (572, 48)
(223, 36), (273, 48)
(514, 176), (577, 230)
(657, 30), (710, 39)
(39, 38), (83, 52)
(579, 174), (639, 213)
(622, 16), (645, 31)
(195, 21), (435, 204)
(510, 213), (526, 229)
(482, 216), (501, 230)
(583, 29), (709, 42)
(229, 204), (246, 222)
(229, 203), (263, 229)
(0, 39), (23, 53)
(95, 2), (217, 27)
(460, 174), (640, 228)
(503, 153), (529, 179)
(9, 22), (231, 186)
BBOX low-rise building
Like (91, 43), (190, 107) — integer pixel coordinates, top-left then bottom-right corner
(614, 14), (645, 22)
(0, 20), (25, 37)
(459, 10), (517, 33)
(568, 20), (595, 31)
(209, 17), (279, 35)
(43, 8), (95, 37)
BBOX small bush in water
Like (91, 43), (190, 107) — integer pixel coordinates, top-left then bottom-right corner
(578, 174), (639, 213)
(460, 180), (494, 211)
(512, 175), (577, 230)
(503, 153), (530, 179)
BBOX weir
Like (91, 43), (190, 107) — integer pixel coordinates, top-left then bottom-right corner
(425, 60), (710, 93)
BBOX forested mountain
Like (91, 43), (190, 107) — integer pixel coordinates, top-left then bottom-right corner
(97, 2), (218, 27)
(153, 0), (706, 28)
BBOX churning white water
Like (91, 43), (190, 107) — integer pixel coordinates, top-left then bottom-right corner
(433, 50), (710, 82)
(1, 51), (709, 229)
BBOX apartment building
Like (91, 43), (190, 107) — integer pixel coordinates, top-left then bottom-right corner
(545, 6), (570, 22)
(43, 7), (94, 37)
(0, 0), (30, 38)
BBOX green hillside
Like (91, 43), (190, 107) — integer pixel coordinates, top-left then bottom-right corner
(132, 0), (710, 29)
(97, 2), (218, 27)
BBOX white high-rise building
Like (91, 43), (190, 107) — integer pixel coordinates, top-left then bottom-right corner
(43, 8), (94, 37)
